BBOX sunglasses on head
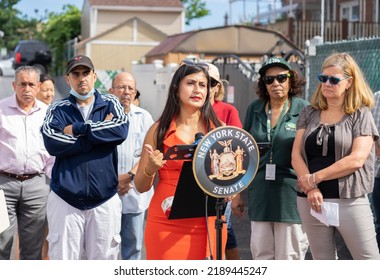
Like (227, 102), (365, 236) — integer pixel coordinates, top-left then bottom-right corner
(318, 74), (349, 85)
(262, 73), (291, 85)
(180, 60), (209, 70)
(210, 78), (219, 87)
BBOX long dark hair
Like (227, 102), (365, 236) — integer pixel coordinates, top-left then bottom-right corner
(40, 73), (55, 84)
(156, 64), (222, 152)
(256, 69), (305, 101)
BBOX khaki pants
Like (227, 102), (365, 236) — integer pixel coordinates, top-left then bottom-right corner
(250, 221), (309, 260)
(297, 196), (380, 260)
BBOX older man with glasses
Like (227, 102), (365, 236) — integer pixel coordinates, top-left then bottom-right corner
(109, 72), (154, 260)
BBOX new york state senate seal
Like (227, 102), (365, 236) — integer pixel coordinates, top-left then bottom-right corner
(193, 126), (259, 198)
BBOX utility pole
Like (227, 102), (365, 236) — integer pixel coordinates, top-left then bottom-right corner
(321, 0), (325, 43)
(229, 0), (260, 24)
(256, 0), (259, 24)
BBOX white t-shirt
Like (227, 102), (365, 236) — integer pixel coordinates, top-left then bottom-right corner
(76, 97), (95, 121)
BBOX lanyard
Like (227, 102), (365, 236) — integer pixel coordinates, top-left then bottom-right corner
(266, 99), (288, 162)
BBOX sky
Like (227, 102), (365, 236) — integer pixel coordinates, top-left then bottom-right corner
(14, 0), (281, 32)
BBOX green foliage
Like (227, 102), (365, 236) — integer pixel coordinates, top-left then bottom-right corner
(42, 5), (80, 48)
(1, 0), (207, 69)
(0, 1), (80, 73)
(181, 0), (210, 25)
(41, 5), (81, 75)
(0, 0), (25, 52)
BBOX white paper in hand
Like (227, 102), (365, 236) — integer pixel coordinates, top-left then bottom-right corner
(0, 189), (10, 233)
(310, 202), (339, 227)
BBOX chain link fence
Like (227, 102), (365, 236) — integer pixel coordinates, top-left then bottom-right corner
(305, 37), (380, 100)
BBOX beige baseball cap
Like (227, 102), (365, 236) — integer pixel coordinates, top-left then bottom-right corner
(206, 63), (220, 82)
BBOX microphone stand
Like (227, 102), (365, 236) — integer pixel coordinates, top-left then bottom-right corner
(192, 132), (226, 259)
(215, 197), (226, 260)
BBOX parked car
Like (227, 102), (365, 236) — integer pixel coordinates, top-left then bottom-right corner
(13, 40), (52, 74)
(0, 56), (15, 76)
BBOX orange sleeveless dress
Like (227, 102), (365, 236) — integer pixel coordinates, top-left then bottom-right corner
(144, 121), (227, 260)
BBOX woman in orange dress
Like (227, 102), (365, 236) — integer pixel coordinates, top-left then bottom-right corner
(135, 61), (226, 260)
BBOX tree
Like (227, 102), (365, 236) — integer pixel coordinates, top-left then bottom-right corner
(0, 0), (26, 52)
(0, 0), (54, 54)
(181, 0), (210, 25)
(41, 5), (81, 74)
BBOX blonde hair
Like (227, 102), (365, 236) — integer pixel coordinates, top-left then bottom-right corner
(214, 80), (228, 101)
(311, 52), (374, 114)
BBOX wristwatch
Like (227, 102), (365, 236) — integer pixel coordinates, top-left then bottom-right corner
(127, 171), (135, 181)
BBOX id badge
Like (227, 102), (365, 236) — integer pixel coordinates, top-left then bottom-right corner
(265, 163), (276, 180)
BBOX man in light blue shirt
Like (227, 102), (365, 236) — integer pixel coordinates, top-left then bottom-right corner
(109, 72), (154, 260)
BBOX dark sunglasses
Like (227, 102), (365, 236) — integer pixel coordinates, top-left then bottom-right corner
(210, 78), (219, 87)
(318, 74), (349, 85)
(262, 73), (291, 85)
(180, 59), (209, 70)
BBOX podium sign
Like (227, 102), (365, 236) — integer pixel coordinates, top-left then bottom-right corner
(193, 126), (259, 198)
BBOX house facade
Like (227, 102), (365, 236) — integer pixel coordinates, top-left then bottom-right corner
(255, 0), (380, 49)
(76, 0), (184, 71)
(281, 0), (379, 22)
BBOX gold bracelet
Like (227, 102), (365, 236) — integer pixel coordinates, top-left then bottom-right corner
(144, 167), (155, 177)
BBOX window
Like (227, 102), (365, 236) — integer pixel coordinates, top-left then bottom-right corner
(340, 1), (359, 22)
(373, 0), (380, 22)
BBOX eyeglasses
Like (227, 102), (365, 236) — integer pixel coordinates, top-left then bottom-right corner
(210, 78), (219, 87)
(180, 60), (209, 70)
(318, 74), (350, 85)
(262, 73), (291, 85)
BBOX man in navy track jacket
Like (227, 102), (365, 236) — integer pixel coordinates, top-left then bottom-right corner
(41, 55), (129, 260)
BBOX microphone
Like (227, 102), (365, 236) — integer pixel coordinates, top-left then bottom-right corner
(192, 132), (204, 145)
